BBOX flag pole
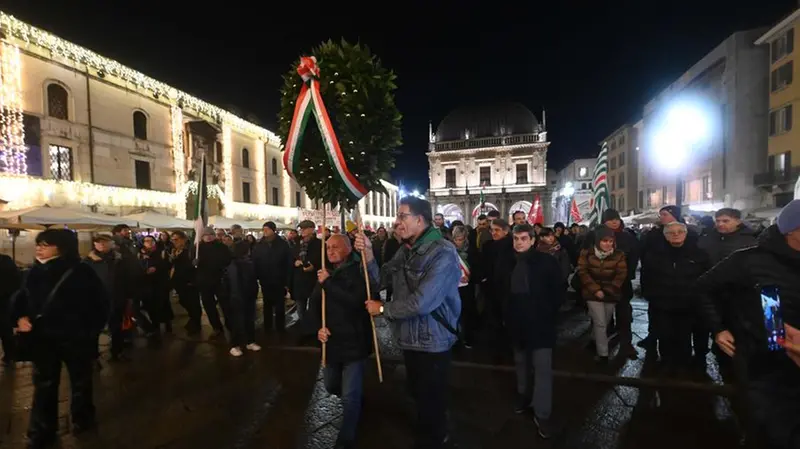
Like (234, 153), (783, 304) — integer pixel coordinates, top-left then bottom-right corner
(321, 203), (327, 367)
(354, 209), (383, 383)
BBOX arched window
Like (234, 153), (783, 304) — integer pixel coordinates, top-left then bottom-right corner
(242, 147), (250, 168)
(133, 110), (148, 140)
(47, 83), (69, 120)
(271, 157), (278, 175)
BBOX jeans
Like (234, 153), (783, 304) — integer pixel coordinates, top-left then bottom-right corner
(404, 350), (451, 449)
(587, 301), (616, 357)
(261, 283), (286, 332)
(29, 341), (95, 441)
(230, 288), (257, 348)
(324, 359), (366, 444)
(197, 284), (225, 331)
(513, 348), (553, 420)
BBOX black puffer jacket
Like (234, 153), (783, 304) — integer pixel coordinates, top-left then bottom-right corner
(698, 224), (757, 265)
(696, 225), (800, 374)
(641, 240), (710, 310)
(307, 253), (374, 363)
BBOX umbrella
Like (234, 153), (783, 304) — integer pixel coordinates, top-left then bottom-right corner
(0, 205), (137, 229)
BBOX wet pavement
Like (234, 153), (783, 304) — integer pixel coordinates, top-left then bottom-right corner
(0, 294), (743, 449)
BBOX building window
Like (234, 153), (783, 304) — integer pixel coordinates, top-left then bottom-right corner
(771, 61), (793, 92)
(703, 175), (712, 199)
(661, 186), (667, 205)
(619, 134), (626, 145)
(515, 163), (528, 184)
(610, 141), (617, 150)
(581, 182), (587, 190)
(638, 190), (644, 209)
(215, 142), (223, 162)
(445, 168), (456, 188)
(479, 166), (491, 185)
(619, 152), (625, 167)
(772, 28), (795, 63)
(619, 172), (625, 188)
(272, 187), (279, 205)
(769, 105), (793, 136)
(46, 83), (69, 120)
(618, 195), (625, 211)
(610, 157), (617, 170)
(578, 167), (588, 177)
(271, 157), (278, 175)
(133, 111), (148, 140)
(239, 182), (250, 203)
(134, 160), (151, 190)
(610, 194), (616, 210)
(48, 144), (72, 180)
(295, 191), (301, 207)
(610, 175), (616, 191)
(241, 148), (250, 168)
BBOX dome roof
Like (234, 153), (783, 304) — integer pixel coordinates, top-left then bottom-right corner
(435, 102), (539, 142)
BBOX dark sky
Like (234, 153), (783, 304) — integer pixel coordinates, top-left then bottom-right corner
(3, 0), (797, 191)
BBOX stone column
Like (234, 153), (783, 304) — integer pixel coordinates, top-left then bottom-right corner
(464, 195), (472, 226)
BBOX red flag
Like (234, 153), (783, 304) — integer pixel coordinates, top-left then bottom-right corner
(570, 198), (583, 223)
(527, 194), (544, 225)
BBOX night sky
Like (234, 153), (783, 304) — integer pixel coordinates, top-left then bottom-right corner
(3, 0), (797, 191)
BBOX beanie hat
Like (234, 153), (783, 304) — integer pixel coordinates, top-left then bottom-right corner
(777, 199), (800, 234)
(595, 226), (616, 242)
(601, 209), (621, 223)
(201, 226), (215, 236)
(262, 221), (277, 232)
(659, 205), (684, 223)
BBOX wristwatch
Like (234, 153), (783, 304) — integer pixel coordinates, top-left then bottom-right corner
(379, 305), (384, 315)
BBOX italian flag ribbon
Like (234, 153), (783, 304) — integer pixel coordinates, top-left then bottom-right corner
(283, 56), (368, 202)
(458, 256), (470, 287)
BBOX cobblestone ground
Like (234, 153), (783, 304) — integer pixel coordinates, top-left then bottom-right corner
(0, 295), (742, 449)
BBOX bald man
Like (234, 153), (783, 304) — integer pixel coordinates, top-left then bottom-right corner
(311, 234), (375, 449)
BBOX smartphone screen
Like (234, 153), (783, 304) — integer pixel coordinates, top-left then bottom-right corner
(760, 286), (786, 352)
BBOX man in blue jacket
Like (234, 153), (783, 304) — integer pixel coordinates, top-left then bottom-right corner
(357, 197), (461, 449)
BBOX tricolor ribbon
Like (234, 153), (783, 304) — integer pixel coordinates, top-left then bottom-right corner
(283, 56), (368, 202)
(458, 257), (470, 288)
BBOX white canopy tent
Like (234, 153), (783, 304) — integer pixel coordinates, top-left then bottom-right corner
(207, 216), (264, 230)
(0, 205), (138, 230)
(123, 211), (193, 229)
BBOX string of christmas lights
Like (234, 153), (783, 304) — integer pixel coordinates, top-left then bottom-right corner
(0, 42), (25, 175)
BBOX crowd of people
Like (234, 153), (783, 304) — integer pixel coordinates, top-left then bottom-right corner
(0, 196), (799, 449)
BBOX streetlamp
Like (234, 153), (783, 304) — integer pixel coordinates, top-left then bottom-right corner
(560, 182), (575, 225)
(651, 98), (712, 211)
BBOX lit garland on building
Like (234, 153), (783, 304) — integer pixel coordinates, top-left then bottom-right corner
(221, 124), (234, 213)
(0, 12), (280, 146)
(170, 105), (186, 217)
(0, 175), (184, 210)
(182, 180), (223, 200)
(0, 42), (25, 175)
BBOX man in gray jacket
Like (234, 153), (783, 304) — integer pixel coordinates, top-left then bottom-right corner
(357, 197), (461, 449)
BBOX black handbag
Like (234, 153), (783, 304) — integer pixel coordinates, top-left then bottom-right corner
(13, 267), (74, 362)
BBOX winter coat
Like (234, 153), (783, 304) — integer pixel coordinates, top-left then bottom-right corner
(84, 249), (136, 304)
(0, 254), (20, 318)
(11, 256), (108, 347)
(577, 248), (627, 303)
(252, 236), (292, 287)
(640, 241), (711, 311)
(196, 240), (232, 288)
(536, 241), (571, 282)
(308, 253), (374, 363)
(696, 225), (800, 376)
(583, 225), (639, 283)
(496, 249), (565, 349)
(698, 224), (757, 265)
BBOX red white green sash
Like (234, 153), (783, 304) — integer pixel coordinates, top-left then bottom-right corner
(458, 256), (470, 287)
(282, 56), (368, 202)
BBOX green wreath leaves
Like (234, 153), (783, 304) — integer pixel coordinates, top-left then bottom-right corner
(277, 39), (402, 210)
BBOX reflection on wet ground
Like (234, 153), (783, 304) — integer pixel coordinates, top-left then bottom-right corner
(0, 296), (742, 449)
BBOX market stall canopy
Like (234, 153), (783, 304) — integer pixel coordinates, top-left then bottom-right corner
(207, 216), (264, 230)
(0, 205), (138, 230)
(123, 211), (193, 230)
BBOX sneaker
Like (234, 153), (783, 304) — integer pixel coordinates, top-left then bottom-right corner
(229, 347), (243, 357)
(246, 343), (262, 352)
(533, 416), (553, 439)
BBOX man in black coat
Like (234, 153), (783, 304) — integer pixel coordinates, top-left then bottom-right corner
(313, 234), (373, 449)
(253, 221), (292, 333)
(292, 220), (323, 321)
(0, 253), (20, 365)
(195, 227), (231, 336)
(696, 200), (800, 449)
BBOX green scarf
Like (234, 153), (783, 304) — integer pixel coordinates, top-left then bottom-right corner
(411, 226), (443, 251)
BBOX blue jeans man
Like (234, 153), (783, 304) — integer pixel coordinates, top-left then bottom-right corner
(323, 360), (366, 446)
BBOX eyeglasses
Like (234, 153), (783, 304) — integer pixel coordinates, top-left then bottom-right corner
(396, 212), (417, 221)
(664, 231), (687, 236)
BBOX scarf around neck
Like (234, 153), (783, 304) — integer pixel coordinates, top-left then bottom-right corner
(594, 246), (614, 260)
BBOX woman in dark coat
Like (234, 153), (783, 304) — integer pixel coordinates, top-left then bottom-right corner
(139, 235), (173, 333)
(10, 229), (109, 448)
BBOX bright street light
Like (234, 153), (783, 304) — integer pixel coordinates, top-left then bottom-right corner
(561, 182), (575, 197)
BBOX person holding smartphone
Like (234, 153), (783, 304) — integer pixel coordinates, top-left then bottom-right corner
(696, 200), (800, 449)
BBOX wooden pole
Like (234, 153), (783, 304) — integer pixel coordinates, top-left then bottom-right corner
(321, 204), (327, 367)
(355, 215), (383, 383)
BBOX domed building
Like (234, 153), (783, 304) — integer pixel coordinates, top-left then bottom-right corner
(427, 102), (551, 224)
